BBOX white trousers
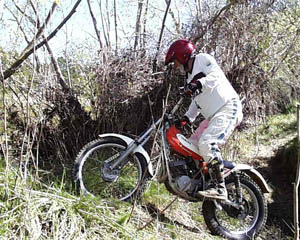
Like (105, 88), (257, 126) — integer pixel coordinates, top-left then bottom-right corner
(198, 98), (243, 163)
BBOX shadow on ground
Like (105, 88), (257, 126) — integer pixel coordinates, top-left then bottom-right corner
(256, 145), (298, 239)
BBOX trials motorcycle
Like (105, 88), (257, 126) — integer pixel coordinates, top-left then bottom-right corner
(73, 95), (271, 240)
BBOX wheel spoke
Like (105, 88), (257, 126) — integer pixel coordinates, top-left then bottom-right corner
(216, 183), (259, 233)
(202, 174), (267, 239)
(75, 139), (148, 201)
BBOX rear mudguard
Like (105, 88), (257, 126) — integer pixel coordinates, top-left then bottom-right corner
(99, 133), (154, 176)
(224, 163), (272, 194)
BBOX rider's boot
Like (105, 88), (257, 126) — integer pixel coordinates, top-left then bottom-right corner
(198, 158), (227, 200)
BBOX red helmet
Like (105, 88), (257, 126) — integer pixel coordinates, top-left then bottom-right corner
(165, 39), (196, 65)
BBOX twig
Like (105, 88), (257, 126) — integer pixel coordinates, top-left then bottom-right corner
(192, 1), (234, 43)
(137, 196), (178, 231)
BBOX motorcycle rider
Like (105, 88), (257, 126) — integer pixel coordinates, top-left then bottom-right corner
(165, 39), (243, 200)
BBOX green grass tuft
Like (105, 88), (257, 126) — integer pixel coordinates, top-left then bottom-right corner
(0, 106), (298, 239)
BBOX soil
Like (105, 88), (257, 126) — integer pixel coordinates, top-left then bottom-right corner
(243, 131), (298, 239)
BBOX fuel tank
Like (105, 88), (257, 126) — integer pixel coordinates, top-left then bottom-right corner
(166, 125), (203, 161)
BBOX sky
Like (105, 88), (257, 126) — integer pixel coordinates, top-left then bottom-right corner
(0, 0), (227, 60)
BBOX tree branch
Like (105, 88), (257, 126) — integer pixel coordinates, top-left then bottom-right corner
(22, 1), (58, 55)
(1, 0), (83, 82)
(192, 1), (234, 44)
(153, 0), (172, 71)
(87, 0), (103, 49)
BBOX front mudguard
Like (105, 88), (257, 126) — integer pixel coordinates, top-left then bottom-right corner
(224, 164), (272, 194)
(99, 133), (154, 176)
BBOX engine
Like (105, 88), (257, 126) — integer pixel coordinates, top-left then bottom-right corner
(168, 153), (204, 194)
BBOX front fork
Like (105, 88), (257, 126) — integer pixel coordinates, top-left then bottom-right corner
(101, 141), (138, 182)
(101, 121), (157, 182)
(214, 172), (244, 210)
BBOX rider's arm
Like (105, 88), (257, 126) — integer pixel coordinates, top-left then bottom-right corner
(190, 53), (225, 91)
(184, 100), (201, 123)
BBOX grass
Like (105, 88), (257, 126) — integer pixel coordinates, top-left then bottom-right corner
(0, 103), (298, 239)
(0, 159), (220, 240)
(222, 103), (298, 164)
(254, 112), (297, 144)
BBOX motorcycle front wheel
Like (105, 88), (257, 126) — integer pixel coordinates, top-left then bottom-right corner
(202, 173), (268, 240)
(73, 137), (150, 202)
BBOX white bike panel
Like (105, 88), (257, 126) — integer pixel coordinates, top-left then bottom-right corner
(225, 163), (271, 193)
(177, 134), (201, 154)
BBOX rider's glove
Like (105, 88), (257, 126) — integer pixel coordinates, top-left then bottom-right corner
(185, 79), (202, 96)
(175, 116), (190, 130)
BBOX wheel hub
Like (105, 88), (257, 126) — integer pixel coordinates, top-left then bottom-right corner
(222, 198), (250, 219)
(101, 163), (120, 182)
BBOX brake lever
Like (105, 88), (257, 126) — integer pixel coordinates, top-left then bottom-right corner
(179, 86), (185, 96)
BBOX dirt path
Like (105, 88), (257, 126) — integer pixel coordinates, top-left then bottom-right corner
(245, 132), (297, 166)
(246, 131), (298, 239)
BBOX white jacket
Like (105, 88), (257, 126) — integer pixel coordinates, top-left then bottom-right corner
(185, 53), (240, 121)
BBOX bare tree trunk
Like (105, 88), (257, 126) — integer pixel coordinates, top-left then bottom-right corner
(167, 0), (181, 35)
(11, 0), (57, 55)
(88, 0), (107, 62)
(142, 0), (149, 49)
(134, 0), (144, 53)
(28, 0), (68, 91)
(44, 37), (70, 93)
(195, 0), (203, 21)
(87, 0), (103, 49)
(153, 0), (172, 71)
(114, 0), (118, 55)
(99, 0), (109, 48)
(1, 0), (83, 81)
(105, 0), (111, 49)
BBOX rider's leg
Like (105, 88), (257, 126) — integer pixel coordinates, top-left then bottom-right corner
(197, 99), (243, 200)
(199, 144), (227, 200)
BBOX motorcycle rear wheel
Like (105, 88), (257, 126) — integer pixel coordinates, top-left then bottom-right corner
(73, 137), (150, 201)
(202, 173), (267, 240)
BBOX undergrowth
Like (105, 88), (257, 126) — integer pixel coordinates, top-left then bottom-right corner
(0, 158), (220, 240)
(0, 103), (298, 240)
